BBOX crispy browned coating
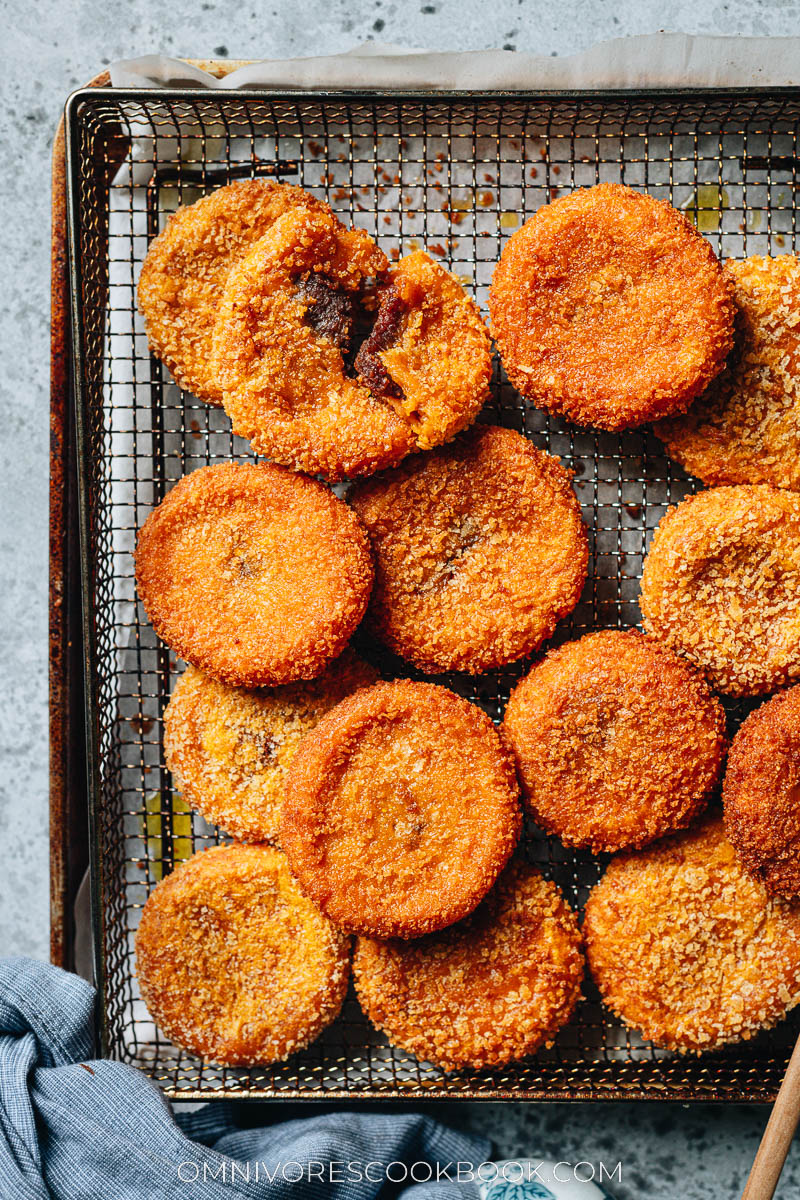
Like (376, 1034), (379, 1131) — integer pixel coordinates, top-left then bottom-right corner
(488, 183), (734, 431)
(163, 649), (379, 844)
(212, 207), (491, 481)
(640, 484), (800, 697)
(502, 630), (726, 853)
(656, 256), (800, 490)
(353, 859), (583, 1071)
(137, 181), (326, 403)
(584, 816), (800, 1053)
(376, 250), (492, 449)
(135, 844), (350, 1066)
(349, 425), (588, 673)
(280, 680), (522, 938)
(135, 461), (374, 687)
(212, 207), (406, 480)
(724, 685), (800, 898)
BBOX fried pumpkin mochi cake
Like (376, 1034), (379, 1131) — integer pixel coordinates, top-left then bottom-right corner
(354, 858), (583, 1071)
(489, 183), (734, 431)
(656, 255), (800, 491)
(135, 845), (350, 1066)
(724, 684), (800, 899)
(584, 817), (800, 1053)
(212, 207), (492, 481)
(640, 484), (800, 696)
(350, 424), (588, 673)
(503, 630), (726, 853)
(281, 679), (522, 939)
(135, 461), (374, 688)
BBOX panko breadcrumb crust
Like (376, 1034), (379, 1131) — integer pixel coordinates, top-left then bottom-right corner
(212, 205), (491, 481)
(489, 183), (734, 431)
(353, 859), (584, 1071)
(724, 684), (800, 898)
(655, 256), (800, 491)
(135, 461), (374, 688)
(213, 207), (402, 481)
(584, 817), (800, 1053)
(137, 180), (326, 403)
(349, 425), (588, 673)
(640, 484), (800, 696)
(373, 250), (492, 450)
(135, 844), (351, 1066)
(163, 649), (379, 844)
(280, 679), (522, 939)
(503, 630), (726, 853)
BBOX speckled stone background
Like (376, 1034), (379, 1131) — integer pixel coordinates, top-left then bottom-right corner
(2, 2), (800, 1195)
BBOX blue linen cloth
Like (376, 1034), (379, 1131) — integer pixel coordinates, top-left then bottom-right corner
(0, 957), (489, 1200)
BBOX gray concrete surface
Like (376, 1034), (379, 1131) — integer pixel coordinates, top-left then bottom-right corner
(2, 1), (800, 1195)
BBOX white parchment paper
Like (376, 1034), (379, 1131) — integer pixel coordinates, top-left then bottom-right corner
(110, 34), (800, 91)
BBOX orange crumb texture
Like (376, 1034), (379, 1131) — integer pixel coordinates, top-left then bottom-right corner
(138, 181), (327, 405)
(211, 205), (491, 482)
(724, 683), (800, 898)
(163, 648), (378, 844)
(281, 679), (522, 939)
(503, 629), (726, 853)
(584, 817), (800, 1053)
(640, 484), (800, 697)
(135, 461), (374, 688)
(655, 255), (800, 491)
(488, 183), (734, 431)
(354, 859), (584, 1071)
(135, 844), (350, 1066)
(349, 425), (588, 674)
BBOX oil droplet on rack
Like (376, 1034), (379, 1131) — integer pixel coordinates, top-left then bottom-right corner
(682, 184), (729, 232)
(500, 211), (520, 228)
(143, 791), (195, 880)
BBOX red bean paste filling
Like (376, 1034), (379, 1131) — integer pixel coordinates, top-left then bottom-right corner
(353, 285), (406, 401)
(297, 273), (356, 352)
(298, 272), (406, 401)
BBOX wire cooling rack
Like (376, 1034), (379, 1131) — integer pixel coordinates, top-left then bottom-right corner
(65, 87), (800, 1101)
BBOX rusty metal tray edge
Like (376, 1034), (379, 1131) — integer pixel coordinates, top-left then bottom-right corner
(55, 70), (800, 1101)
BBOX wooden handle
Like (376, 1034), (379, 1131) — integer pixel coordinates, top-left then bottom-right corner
(742, 1030), (800, 1199)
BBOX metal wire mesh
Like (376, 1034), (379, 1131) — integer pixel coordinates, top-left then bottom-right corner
(66, 87), (800, 1100)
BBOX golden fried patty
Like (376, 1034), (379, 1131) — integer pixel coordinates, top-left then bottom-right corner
(349, 425), (588, 673)
(163, 649), (378, 843)
(372, 250), (492, 450)
(280, 680), (522, 938)
(353, 859), (583, 1071)
(584, 817), (800, 1053)
(724, 684), (800, 898)
(135, 844), (350, 1066)
(212, 206), (491, 482)
(656, 256), (800, 491)
(489, 183), (734, 430)
(138, 180), (326, 403)
(503, 630), (726, 852)
(640, 484), (800, 696)
(135, 461), (374, 687)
